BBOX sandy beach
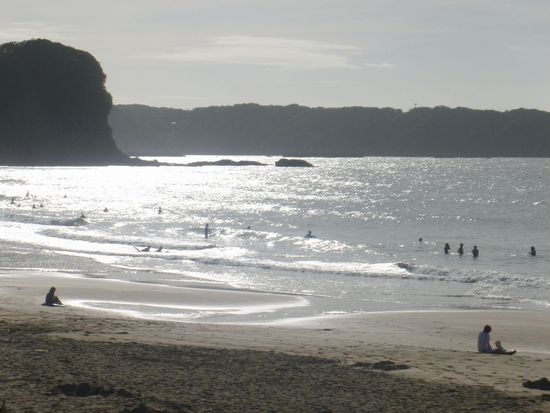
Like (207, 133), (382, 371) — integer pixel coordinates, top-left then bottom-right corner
(1, 270), (550, 412)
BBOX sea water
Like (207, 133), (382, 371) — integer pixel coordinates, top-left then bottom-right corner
(0, 157), (549, 322)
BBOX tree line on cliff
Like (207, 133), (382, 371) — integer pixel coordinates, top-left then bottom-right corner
(110, 103), (550, 157)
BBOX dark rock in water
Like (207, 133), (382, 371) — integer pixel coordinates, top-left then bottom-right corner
(184, 159), (266, 167)
(523, 377), (550, 390)
(0, 39), (145, 166)
(275, 158), (314, 167)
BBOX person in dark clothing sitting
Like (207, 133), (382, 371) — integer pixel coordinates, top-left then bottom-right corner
(45, 287), (63, 306)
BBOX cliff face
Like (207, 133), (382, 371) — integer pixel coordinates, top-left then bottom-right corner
(110, 104), (550, 157)
(0, 39), (129, 165)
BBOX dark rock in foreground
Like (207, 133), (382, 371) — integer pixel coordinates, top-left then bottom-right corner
(184, 159), (266, 167)
(523, 377), (550, 390)
(275, 158), (314, 167)
(0, 39), (135, 166)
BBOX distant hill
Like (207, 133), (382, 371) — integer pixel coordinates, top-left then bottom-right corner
(0, 39), (132, 165)
(110, 104), (550, 157)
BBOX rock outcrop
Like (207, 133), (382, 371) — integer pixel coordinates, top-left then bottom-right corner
(0, 39), (134, 165)
(275, 158), (314, 167)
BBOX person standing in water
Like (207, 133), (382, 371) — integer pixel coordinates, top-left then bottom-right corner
(530, 246), (537, 257)
(205, 223), (209, 239)
(457, 243), (464, 256)
(472, 245), (479, 258)
(444, 243), (450, 254)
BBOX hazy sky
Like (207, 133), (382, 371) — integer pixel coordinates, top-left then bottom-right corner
(1, 0), (549, 111)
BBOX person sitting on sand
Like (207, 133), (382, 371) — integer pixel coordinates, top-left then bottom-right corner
(494, 340), (516, 355)
(478, 325), (493, 353)
(44, 287), (63, 306)
(478, 325), (516, 355)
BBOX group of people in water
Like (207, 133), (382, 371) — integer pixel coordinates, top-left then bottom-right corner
(441, 241), (536, 258)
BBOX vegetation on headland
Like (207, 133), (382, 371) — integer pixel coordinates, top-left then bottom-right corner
(0, 39), (146, 166)
(1, 39), (548, 163)
(110, 103), (550, 157)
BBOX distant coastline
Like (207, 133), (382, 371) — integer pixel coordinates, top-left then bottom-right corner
(110, 104), (550, 158)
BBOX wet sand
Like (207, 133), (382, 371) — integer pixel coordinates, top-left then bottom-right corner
(1, 270), (550, 412)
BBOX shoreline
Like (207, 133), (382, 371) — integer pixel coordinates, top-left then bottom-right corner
(2, 269), (550, 411)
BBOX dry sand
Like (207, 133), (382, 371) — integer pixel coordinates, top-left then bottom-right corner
(1, 270), (550, 412)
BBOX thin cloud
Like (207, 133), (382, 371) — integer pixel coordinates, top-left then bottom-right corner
(365, 62), (396, 69)
(148, 35), (361, 70)
(0, 21), (69, 43)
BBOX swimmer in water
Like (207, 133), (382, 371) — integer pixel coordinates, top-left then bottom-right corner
(530, 246), (536, 257)
(472, 245), (479, 258)
(444, 243), (450, 254)
(457, 243), (464, 256)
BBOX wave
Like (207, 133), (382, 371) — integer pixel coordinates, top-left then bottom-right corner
(41, 236), (548, 290)
(38, 228), (215, 251)
(0, 212), (88, 227)
(179, 257), (548, 290)
(397, 262), (546, 289)
(49, 217), (89, 226)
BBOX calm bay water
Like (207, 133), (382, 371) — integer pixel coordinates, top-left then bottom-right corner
(1, 156), (549, 322)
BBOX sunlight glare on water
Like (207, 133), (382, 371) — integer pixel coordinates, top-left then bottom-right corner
(1, 157), (549, 322)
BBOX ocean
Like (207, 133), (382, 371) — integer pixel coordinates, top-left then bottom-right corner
(1, 156), (549, 323)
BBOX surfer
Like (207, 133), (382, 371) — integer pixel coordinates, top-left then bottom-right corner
(205, 223), (209, 239)
(530, 246), (536, 257)
(103, 207), (109, 212)
(158, 206), (163, 214)
(444, 243), (450, 254)
(80, 212), (86, 219)
(472, 245), (479, 258)
(44, 287), (63, 306)
(10, 197), (15, 204)
(457, 243), (464, 256)
(305, 230), (315, 239)
(156, 246), (163, 252)
(141, 245), (151, 252)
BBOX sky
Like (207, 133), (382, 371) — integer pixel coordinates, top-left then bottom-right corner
(1, 0), (549, 111)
